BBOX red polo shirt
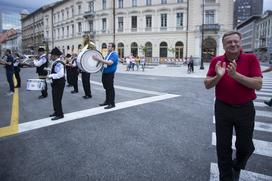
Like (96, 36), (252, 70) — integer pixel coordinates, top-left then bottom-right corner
(207, 52), (262, 105)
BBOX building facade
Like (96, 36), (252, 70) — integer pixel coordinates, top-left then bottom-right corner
(237, 16), (260, 53)
(234, 0), (263, 28)
(21, 0), (233, 62)
(254, 11), (272, 62)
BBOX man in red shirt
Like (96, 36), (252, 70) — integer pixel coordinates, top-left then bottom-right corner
(204, 31), (262, 181)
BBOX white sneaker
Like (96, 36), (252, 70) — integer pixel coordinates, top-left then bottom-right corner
(7, 92), (14, 96)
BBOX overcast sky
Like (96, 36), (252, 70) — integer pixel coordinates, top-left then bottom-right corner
(0, 0), (272, 13)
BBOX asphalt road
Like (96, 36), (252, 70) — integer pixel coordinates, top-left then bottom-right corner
(0, 66), (271, 181)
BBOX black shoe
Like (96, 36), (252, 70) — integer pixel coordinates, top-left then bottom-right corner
(51, 116), (64, 120)
(264, 101), (272, 107)
(104, 104), (115, 109)
(99, 102), (108, 106)
(38, 95), (47, 99)
(49, 113), (56, 117)
(67, 84), (72, 87)
(232, 168), (241, 181)
(83, 95), (92, 99)
(71, 90), (78, 94)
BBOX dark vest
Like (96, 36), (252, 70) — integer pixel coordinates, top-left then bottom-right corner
(51, 60), (65, 83)
(36, 55), (48, 76)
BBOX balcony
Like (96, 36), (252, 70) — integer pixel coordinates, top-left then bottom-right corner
(200, 24), (220, 32)
(83, 11), (95, 18)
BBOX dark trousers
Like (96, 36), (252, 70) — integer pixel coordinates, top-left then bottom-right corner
(6, 70), (14, 92)
(82, 72), (91, 96)
(215, 99), (255, 181)
(40, 77), (48, 97)
(14, 69), (21, 87)
(51, 79), (65, 117)
(66, 67), (72, 85)
(102, 73), (115, 105)
(71, 69), (79, 92)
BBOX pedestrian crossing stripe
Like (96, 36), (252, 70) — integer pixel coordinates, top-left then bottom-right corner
(256, 96), (272, 101)
(256, 110), (272, 118)
(212, 132), (272, 157)
(254, 101), (266, 107)
(212, 116), (272, 133)
(259, 88), (272, 92)
(256, 92), (272, 96)
(210, 163), (272, 181)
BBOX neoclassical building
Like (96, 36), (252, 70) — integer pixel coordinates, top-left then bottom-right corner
(21, 0), (233, 62)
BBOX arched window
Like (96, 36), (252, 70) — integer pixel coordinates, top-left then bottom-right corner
(117, 42), (124, 58)
(131, 42), (138, 57)
(159, 42), (168, 57)
(203, 37), (217, 62)
(145, 42), (152, 57)
(175, 41), (184, 58)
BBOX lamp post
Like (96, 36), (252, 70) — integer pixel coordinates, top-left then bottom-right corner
(200, 0), (205, 70)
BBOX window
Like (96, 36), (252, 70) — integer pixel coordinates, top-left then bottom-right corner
(146, 0), (151, 6)
(205, 0), (215, 3)
(89, 1), (94, 12)
(57, 28), (60, 38)
(119, 0), (123, 8)
(62, 10), (64, 20)
(132, 16), (137, 29)
(78, 5), (81, 14)
(205, 10), (215, 24)
(62, 27), (64, 37)
(146, 15), (152, 28)
(177, 0), (183, 3)
(160, 42), (168, 57)
(145, 42), (152, 57)
(161, 14), (167, 27)
(66, 9), (69, 18)
(67, 26), (69, 37)
(71, 6), (74, 16)
(102, 18), (107, 31)
(132, 0), (137, 7)
(102, 0), (106, 9)
(161, 0), (167, 4)
(72, 24), (74, 35)
(176, 13), (183, 27)
(89, 20), (93, 32)
(118, 17), (124, 31)
(131, 42), (138, 57)
(78, 22), (82, 33)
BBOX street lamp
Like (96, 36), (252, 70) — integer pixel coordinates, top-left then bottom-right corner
(200, 0), (205, 70)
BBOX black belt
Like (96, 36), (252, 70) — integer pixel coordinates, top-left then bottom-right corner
(216, 99), (253, 108)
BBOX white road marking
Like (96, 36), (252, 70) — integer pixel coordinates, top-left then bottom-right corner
(256, 96), (271, 101)
(256, 92), (272, 96)
(254, 101), (267, 107)
(259, 88), (272, 92)
(212, 117), (272, 133)
(256, 110), (272, 118)
(210, 163), (272, 181)
(19, 94), (180, 133)
(90, 80), (164, 95)
(212, 132), (272, 157)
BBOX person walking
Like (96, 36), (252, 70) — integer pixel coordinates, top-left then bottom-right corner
(0, 49), (14, 95)
(262, 65), (272, 106)
(47, 47), (65, 121)
(204, 31), (262, 181)
(13, 53), (22, 88)
(93, 42), (119, 109)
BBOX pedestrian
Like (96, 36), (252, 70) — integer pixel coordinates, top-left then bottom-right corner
(0, 49), (14, 95)
(34, 47), (48, 99)
(70, 53), (79, 94)
(65, 53), (73, 87)
(140, 56), (145, 72)
(13, 53), (22, 88)
(204, 31), (262, 181)
(262, 64), (272, 106)
(47, 47), (65, 121)
(93, 42), (118, 109)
